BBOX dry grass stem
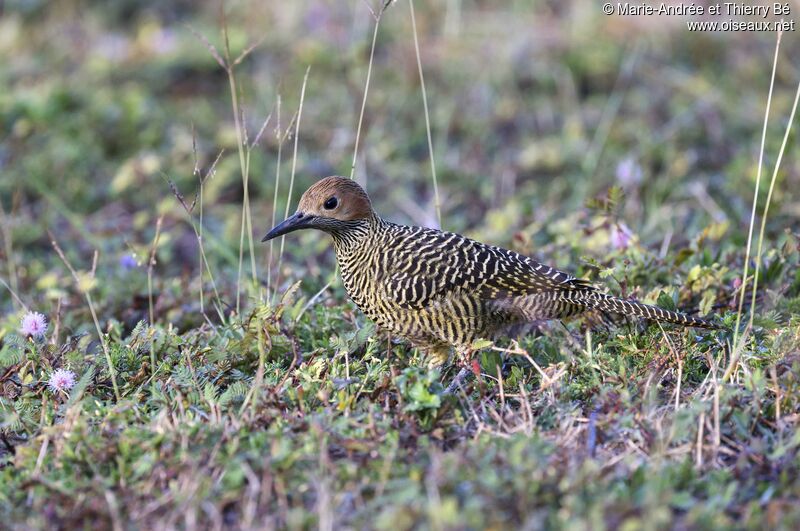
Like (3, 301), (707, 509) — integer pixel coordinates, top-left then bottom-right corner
(350, 1), (394, 180)
(50, 237), (121, 400)
(409, 0), (442, 228)
(275, 66), (311, 296)
(749, 72), (800, 326)
(0, 201), (19, 309)
(733, 30), (782, 351)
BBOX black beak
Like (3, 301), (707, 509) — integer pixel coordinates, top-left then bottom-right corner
(261, 212), (315, 242)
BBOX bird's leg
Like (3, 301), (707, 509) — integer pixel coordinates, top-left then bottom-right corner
(444, 347), (476, 395)
(445, 367), (472, 394)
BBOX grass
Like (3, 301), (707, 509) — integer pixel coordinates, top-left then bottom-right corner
(1, 1), (800, 529)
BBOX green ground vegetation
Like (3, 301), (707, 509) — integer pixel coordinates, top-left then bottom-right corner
(1, 1), (799, 528)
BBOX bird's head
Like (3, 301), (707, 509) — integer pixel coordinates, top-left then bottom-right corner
(261, 176), (374, 241)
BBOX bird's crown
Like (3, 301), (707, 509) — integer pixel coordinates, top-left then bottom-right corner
(296, 176), (374, 221)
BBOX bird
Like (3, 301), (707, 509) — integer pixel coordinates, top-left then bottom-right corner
(262, 176), (719, 368)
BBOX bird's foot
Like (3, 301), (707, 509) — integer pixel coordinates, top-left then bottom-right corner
(444, 366), (473, 395)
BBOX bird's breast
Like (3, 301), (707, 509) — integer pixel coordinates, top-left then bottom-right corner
(336, 245), (383, 313)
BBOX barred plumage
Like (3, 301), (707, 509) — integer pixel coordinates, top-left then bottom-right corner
(263, 176), (719, 363)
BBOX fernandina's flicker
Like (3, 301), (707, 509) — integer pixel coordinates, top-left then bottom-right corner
(263, 176), (718, 366)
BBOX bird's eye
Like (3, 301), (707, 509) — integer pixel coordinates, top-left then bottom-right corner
(323, 197), (338, 210)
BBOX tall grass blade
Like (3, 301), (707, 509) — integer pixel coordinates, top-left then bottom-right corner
(409, 0), (442, 228)
(733, 30), (782, 352)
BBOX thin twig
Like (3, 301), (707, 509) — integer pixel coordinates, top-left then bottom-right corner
(0, 276), (27, 311)
(657, 323), (682, 411)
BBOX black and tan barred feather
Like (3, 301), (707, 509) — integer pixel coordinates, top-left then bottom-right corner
(331, 217), (718, 354)
(264, 176), (720, 364)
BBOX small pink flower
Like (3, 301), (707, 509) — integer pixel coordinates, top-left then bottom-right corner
(20, 311), (48, 338)
(48, 369), (77, 393)
(610, 222), (634, 251)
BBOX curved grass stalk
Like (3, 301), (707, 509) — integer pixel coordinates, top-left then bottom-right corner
(409, 0), (442, 228)
(732, 31), (782, 353)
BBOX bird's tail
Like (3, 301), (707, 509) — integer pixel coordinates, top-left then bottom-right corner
(569, 291), (720, 329)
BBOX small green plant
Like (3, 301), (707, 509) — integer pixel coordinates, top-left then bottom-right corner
(395, 366), (446, 429)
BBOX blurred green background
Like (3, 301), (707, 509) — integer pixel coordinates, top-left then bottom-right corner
(1, 0), (798, 313)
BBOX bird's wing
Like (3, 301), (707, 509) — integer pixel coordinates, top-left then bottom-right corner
(377, 227), (593, 311)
